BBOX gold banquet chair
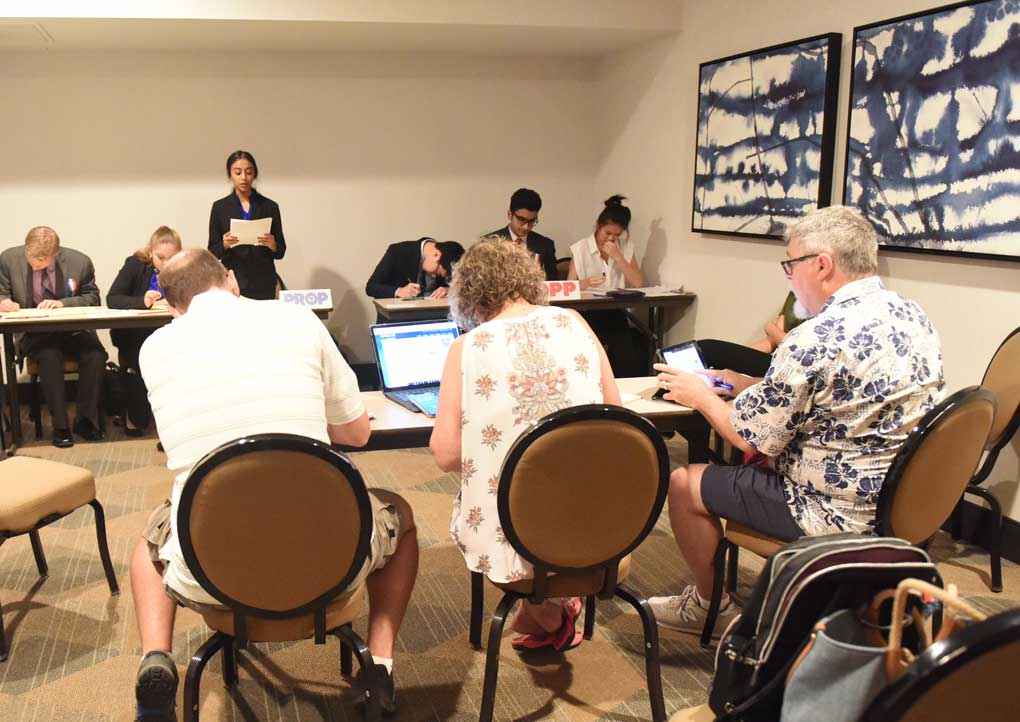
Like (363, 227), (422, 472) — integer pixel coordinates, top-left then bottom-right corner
(951, 325), (1020, 592)
(468, 404), (670, 722)
(0, 455), (118, 660)
(700, 386), (996, 647)
(175, 434), (382, 721)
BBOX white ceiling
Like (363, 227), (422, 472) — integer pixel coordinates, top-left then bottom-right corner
(0, 18), (677, 58)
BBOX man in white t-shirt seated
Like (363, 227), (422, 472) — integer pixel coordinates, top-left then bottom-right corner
(130, 249), (418, 722)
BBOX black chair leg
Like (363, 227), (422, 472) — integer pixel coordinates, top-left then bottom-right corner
(184, 632), (226, 722)
(949, 497), (965, 540)
(336, 623), (380, 721)
(31, 375), (42, 440)
(470, 571), (484, 649)
(0, 596), (7, 662)
(479, 592), (517, 722)
(614, 585), (666, 722)
(88, 500), (119, 595)
(220, 636), (238, 687)
(583, 596), (596, 640)
(966, 486), (1003, 593)
(339, 623), (354, 677)
(29, 530), (48, 577)
(726, 544), (739, 595)
(701, 540), (729, 648)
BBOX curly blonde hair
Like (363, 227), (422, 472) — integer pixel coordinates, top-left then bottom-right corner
(449, 238), (547, 329)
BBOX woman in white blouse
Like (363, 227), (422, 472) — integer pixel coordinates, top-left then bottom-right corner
(567, 195), (646, 376)
(430, 238), (619, 652)
(567, 195), (643, 290)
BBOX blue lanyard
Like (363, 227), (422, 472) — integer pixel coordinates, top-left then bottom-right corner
(237, 193), (253, 220)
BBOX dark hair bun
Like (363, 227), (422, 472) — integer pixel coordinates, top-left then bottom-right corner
(604, 194), (627, 207)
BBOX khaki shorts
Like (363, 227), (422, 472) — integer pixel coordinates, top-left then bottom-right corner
(143, 488), (404, 611)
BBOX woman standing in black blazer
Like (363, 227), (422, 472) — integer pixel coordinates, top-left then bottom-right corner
(208, 150), (286, 300)
(106, 225), (181, 434)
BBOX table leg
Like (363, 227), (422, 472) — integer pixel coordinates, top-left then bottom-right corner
(684, 427), (711, 464)
(3, 333), (21, 451)
(647, 305), (663, 374)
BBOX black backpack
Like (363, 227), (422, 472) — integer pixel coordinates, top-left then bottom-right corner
(709, 534), (941, 722)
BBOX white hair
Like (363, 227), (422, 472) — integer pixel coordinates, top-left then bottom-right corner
(785, 206), (879, 277)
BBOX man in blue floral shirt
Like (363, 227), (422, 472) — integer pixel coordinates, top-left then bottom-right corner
(648, 206), (943, 635)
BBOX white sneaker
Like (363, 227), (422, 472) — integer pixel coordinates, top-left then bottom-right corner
(649, 584), (739, 637)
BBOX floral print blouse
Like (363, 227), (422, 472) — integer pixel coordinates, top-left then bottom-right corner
(731, 277), (944, 535)
(451, 306), (604, 582)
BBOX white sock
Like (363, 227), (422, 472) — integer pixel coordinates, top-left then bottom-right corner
(696, 590), (730, 611)
(372, 655), (393, 673)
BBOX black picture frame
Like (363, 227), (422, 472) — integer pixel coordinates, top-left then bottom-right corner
(842, 0), (1020, 262)
(692, 33), (842, 240)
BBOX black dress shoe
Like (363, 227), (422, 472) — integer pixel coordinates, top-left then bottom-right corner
(72, 418), (106, 442)
(124, 426), (146, 438)
(52, 428), (74, 448)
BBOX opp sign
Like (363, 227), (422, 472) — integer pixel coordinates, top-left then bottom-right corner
(544, 280), (581, 300)
(279, 289), (333, 310)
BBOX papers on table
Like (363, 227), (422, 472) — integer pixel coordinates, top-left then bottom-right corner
(589, 285), (685, 297)
(229, 217), (272, 244)
(620, 392), (642, 404)
(0, 307), (170, 321)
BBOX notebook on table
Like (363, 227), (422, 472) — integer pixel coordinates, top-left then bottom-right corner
(369, 319), (460, 416)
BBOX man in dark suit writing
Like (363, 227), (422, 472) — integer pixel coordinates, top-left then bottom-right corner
(365, 237), (463, 299)
(485, 188), (559, 281)
(0, 226), (107, 447)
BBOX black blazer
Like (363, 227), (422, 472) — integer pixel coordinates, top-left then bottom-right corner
(486, 226), (558, 281)
(208, 189), (286, 300)
(366, 239), (432, 298)
(106, 255), (158, 352)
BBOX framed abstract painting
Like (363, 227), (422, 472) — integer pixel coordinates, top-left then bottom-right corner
(844, 0), (1020, 261)
(693, 33), (842, 239)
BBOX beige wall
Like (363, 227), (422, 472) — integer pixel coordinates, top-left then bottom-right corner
(593, 0), (1020, 519)
(0, 49), (599, 359)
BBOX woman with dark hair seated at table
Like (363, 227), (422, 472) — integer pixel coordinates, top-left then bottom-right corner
(429, 238), (620, 652)
(106, 225), (181, 435)
(568, 195), (647, 377)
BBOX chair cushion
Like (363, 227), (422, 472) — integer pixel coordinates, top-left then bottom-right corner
(494, 556), (631, 597)
(0, 456), (96, 534)
(669, 704), (716, 722)
(26, 357), (80, 376)
(725, 521), (784, 559)
(199, 585), (365, 643)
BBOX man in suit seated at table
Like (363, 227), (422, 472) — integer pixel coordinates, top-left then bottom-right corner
(647, 206), (944, 636)
(366, 237), (464, 300)
(485, 188), (559, 280)
(130, 249), (419, 721)
(0, 226), (107, 447)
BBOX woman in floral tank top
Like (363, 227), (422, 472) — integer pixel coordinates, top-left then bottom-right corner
(430, 239), (620, 651)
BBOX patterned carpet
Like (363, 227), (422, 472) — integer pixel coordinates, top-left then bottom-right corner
(1, 429), (1017, 722)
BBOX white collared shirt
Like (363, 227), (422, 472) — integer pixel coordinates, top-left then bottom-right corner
(569, 234), (635, 289)
(139, 289), (365, 603)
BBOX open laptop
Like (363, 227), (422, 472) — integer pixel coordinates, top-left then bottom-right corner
(369, 319), (460, 416)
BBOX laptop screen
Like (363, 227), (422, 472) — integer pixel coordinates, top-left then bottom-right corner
(371, 320), (460, 390)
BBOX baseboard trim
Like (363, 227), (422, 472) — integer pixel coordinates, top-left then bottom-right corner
(943, 498), (1020, 564)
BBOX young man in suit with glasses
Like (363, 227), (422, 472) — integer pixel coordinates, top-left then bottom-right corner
(485, 188), (559, 281)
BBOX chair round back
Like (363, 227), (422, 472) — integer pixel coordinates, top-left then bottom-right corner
(980, 326), (1020, 451)
(863, 607), (1020, 722)
(497, 405), (669, 572)
(877, 387), (996, 544)
(177, 434), (373, 617)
